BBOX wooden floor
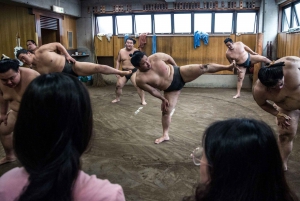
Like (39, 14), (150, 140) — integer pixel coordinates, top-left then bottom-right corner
(1, 85), (300, 200)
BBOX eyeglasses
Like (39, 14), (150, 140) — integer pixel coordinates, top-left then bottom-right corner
(190, 147), (211, 166)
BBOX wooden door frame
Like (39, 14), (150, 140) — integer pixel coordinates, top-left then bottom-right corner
(30, 8), (64, 46)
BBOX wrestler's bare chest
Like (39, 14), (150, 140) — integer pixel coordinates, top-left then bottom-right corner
(268, 89), (300, 111)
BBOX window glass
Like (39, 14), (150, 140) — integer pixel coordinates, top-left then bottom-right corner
(282, 7), (291, 31)
(135, 15), (152, 34)
(295, 3), (300, 18)
(96, 16), (113, 34)
(236, 13), (256, 33)
(116, 15), (132, 34)
(174, 13), (191, 33)
(292, 15), (298, 27)
(194, 13), (212, 33)
(214, 13), (233, 33)
(154, 14), (171, 33)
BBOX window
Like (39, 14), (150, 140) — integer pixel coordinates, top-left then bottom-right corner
(95, 10), (258, 35)
(96, 16), (113, 34)
(296, 3), (300, 18)
(194, 13), (212, 33)
(154, 14), (171, 34)
(135, 14), (152, 34)
(236, 13), (257, 33)
(214, 13), (233, 33)
(282, 7), (291, 32)
(116, 15), (132, 34)
(174, 13), (191, 33)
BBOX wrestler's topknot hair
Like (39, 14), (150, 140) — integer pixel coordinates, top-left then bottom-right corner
(16, 49), (29, 59)
(126, 37), (136, 44)
(258, 62), (285, 87)
(130, 51), (146, 67)
(224, 37), (233, 44)
(0, 59), (20, 73)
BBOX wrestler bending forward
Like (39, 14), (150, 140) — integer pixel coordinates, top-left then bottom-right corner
(130, 51), (237, 144)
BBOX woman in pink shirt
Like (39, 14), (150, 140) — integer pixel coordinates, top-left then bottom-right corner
(0, 73), (125, 201)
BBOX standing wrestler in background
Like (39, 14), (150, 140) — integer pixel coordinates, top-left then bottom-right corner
(224, 37), (271, 98)
(112, 38), (146, 105)
(253, 56), (300, 171)
(26, 40), (38, 53)
(0, 59), (39, 165)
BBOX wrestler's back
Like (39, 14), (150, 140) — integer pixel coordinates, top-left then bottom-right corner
(266, 56), (300, 111)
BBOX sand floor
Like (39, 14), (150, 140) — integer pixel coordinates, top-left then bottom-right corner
(1, 85), (299, 200)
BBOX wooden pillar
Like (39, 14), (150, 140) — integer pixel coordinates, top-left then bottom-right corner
(253, 33), (263, 85)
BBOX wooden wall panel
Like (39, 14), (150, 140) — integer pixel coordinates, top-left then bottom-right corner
(235, 34), (257, 51)
(277, 33), (286, 58)
(285, 33), (293, 56)
(94, 35), (114, 57)
(0, 4), (35, 58)
(113, 36), (125, 65)
(289, 33), (300, 57)
(276, 32), (300, 57)
(62, 15), (77, 49)
(94, 34), (258, 75)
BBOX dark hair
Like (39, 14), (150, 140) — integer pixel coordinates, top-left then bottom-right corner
(224, 37), (233, 44)
(16, 49), (29, 59)
(126, 37), (136, 44)
(184, 118), (298, 201)
(14, 73), (93, 201)
(258, 62), (285, 87)
(0, 59), (20, 73)
(26, 40), (37, 45)
(130, 50), (146, 67)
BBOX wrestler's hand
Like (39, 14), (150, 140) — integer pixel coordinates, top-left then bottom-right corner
(0, 114), (8, 126)
(161, 99), (169, 113)
(66, 55), (76, 64)
(276, 112), (291, 129)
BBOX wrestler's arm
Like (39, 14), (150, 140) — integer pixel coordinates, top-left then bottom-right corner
(153, 53), (177, 66)
(54, 43), (76, 63)
(115, 50), (121, 70)
(0, 90), (9, 125)
(243, 43), (258, 55)
(36, 42), (76, 63)
(136, 80), (169, 112)
(252, 83), (291, 128)
(226, 53), (233, 63)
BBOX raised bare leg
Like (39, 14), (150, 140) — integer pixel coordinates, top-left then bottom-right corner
(73, 62), (132, 77)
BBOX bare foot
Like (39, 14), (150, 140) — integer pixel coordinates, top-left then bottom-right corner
(112, 99), (120, 103)
(154, 136), (170, 144)
(233, 94), (240, 99)
(141, 101), (147, 105)
(0, 156), (16, 165)
(119, 70), (132, 77)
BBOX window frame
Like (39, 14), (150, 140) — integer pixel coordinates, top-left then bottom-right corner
(94, 10), (258, 36)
